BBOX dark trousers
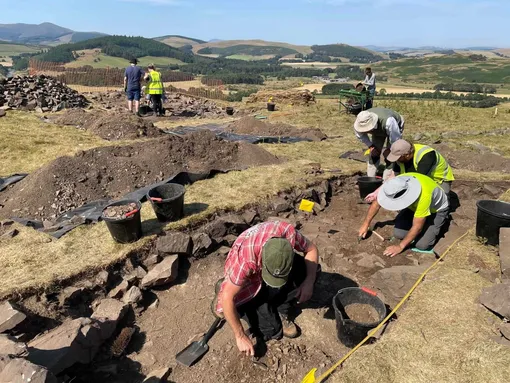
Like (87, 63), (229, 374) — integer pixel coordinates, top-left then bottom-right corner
(394, 208), (449, 250)
(237, 254), (309, 341)
(150, 94), (163, 115)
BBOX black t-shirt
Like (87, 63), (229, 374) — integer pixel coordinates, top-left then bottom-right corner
(393, 151), (437, 176)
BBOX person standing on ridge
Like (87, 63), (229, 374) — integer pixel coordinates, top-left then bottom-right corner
(124, 58), (143, 116)
(144, 64), (165, 116)
(362, 67), (376, 109)
(354, 107), (405, 180)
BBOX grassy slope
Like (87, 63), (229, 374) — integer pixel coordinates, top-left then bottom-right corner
(374, 55), (510, 84)
(65, 51), (185, 69)
(0, 43), (41, 56)
(155, 35), (206, 47)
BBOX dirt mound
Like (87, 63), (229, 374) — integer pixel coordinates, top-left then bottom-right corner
(436, 144), (510, 173)
(50, 109), (164, 141)
(0, 131), (279, 220)
(246, 89), (316, 105)
(226, 116), (326, 141)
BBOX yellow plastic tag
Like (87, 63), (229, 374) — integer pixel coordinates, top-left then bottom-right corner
(299, 199), (315, 213)
(364, 149), (371, 156)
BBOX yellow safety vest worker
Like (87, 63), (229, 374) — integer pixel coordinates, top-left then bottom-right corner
(147, 71), (164, 95)
(398, 144), (454, 184)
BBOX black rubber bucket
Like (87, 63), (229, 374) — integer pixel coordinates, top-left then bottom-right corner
(476, 200), (510, 246)
(267, 102), (276, 112)
(226, 107), (234, 115)
(357, 176), (383, 200)
(333, 287), (387, 348)
(102, 200), (142, 244)
(147, 183), (185, 222)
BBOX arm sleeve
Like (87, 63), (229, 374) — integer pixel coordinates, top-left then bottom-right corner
(293, 230), (311, 253)
(227, 261), (256, 286)
(364, 74), (375, 86)
(386, 117), (403, 145)
(416, 152), (437, 176)
(355, 129), (373, 147)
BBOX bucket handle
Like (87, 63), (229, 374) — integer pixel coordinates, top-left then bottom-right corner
(361, 287), (377, 296)
(125, 209), (139, 218)
(150, 197), (163, 202)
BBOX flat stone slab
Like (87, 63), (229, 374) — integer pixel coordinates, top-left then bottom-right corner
(0, 301), (26, 333)
(479, 283), (510, 319)
(500, 228), (510, 280)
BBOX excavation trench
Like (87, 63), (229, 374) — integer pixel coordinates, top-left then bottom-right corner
(10, 177), (510, 383)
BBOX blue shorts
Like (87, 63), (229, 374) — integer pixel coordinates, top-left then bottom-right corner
(127, 89), (141, 101)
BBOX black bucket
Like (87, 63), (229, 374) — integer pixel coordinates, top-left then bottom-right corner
(102, 200), (142, 244)
(333, 287), (387, 348)
(147, 183), (185, 222)
(357, 176), (383, 200)
(267, 102), (276, 112)
(476, 200), (510, 246)
(226, 107), (234, 115)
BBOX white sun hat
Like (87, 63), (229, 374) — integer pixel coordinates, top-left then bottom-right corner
(354, 111), (378, 133)
(377, 176), (421, 211)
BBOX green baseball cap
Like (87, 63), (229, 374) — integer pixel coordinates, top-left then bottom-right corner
(262, 238), (294, 288)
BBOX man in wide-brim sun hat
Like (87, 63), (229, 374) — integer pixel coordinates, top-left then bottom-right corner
(354, 107), (405, 180)
(358, 172), (449, 257)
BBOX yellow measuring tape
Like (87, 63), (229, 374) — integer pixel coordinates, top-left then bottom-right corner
(301, 231), (470, 383)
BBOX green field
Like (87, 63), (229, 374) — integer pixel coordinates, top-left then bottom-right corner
(225, 54), (272, 61)
(374, 54), (510, 84)
(0, 43), (42, 57)
(66, 53), (185, 69)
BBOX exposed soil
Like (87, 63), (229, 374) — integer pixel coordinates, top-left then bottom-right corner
(103, 203), (139, 220)
(50, 109), (164, 141)
(436, 143), (510, 173)
(344, 303), (380, 324)
(0, 131), (280, 220)
(9, 178), (509, 383)
(86, 91), (226, 118)
(226, 116), (327, 141)
(246, 90), (316, 105)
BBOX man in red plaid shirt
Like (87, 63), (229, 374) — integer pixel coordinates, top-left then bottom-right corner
(215, 220), (319, 356)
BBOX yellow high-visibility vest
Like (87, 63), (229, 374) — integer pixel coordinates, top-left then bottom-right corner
(147, 71), (164, 95)
(399, 144), (454, 183)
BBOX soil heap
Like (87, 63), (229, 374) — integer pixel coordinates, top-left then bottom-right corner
(226, 116), (327, 141)
(0, 75), (88, 111)
(0, 131), (280, 220)
(51, 109), (164, 141)
(246, 89), (316, 105)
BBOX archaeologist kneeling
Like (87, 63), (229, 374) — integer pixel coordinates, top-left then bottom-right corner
(354, 107), (405, 180)
(358, 173), (449, 257)
(215, 221), (319, 356)
(386, 139), (454, 195)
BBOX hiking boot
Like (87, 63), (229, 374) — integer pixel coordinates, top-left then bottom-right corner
(280, 315), (299, 339)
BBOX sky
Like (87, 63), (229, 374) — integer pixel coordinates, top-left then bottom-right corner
(0, 0), (508, 47)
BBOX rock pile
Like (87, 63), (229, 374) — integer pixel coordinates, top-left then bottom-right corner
(0, 75), (88, 112)
(163, 93), (224, 117)
(246, 89), (316, 106)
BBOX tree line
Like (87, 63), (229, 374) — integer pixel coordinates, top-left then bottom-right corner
(36, 36), (195, 64)
(434, 83), (497, 94)
(381, 90), (507, 108)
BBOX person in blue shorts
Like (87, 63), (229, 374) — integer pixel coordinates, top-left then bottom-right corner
(124, 58), (143, 116)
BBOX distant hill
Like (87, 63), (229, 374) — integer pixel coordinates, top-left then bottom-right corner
(0, 22), (106, 45)
(193, 40), (313, 57)
(311, 44), (385, 63)
(36, 35), (194, 65)
(155, 35), (206, 47)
